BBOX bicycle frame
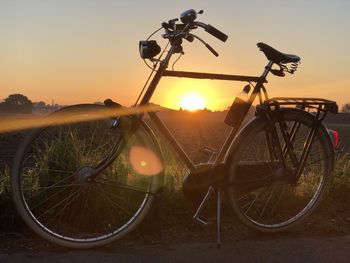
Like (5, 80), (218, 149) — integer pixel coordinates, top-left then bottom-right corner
(134, 42), (337, 200)
(137, 42), (274, 173)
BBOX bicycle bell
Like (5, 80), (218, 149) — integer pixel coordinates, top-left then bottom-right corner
(180, 9), (202, 24)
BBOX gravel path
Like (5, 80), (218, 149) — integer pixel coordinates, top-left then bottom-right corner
(1, 235), (349, 263)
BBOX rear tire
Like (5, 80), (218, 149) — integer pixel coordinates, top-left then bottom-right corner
(11, 104), (164, 248)
(226, 109), (334, 232)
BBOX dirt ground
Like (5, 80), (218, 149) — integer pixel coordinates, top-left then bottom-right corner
(1, 227), (350, 262)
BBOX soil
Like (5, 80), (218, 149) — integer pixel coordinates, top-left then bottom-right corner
(1, 195), (349, 254)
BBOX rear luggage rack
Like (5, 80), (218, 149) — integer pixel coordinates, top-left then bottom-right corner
(262, 97), (338, 114)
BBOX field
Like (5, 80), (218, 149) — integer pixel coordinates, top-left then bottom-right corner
(0, 110), (350, 244)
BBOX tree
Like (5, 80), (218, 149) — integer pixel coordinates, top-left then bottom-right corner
(0, 94), (33, 113)
(341, 103), (350, 113)
(33, 101), (46, 107)
(4, 94), (31, 105)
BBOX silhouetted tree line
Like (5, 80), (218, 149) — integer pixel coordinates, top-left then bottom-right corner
(342, 103), (350, 113)
(0, 94), (33, 114)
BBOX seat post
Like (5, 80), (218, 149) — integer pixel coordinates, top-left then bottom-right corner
(261, 60), (274, 79)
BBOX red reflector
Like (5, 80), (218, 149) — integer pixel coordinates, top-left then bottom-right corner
(331, 130), (339, 148)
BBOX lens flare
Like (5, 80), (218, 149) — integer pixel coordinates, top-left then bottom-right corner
(0, 104), (162, 133)
(129, 146), (163, 176)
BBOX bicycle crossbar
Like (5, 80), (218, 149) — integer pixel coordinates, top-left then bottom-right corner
(163, 70), (265, 83)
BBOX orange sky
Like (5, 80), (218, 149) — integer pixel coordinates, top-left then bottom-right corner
(1, 1), (349, 110)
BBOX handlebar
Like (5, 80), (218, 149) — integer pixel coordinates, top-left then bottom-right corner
(204, 24), (228, 42)
(146, 10), (229, 59)
(193, 22), (228, 42)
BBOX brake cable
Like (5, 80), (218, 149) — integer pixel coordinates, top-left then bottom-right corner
(142, 27), (163, 71)
(146, 26), (163, 41)
(135, 40), (170, 106)
(136, 23), (190, 105)
(136, 24), (218, 105)
(171, 53), (182, 71)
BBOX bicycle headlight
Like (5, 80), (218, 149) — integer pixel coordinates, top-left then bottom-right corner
(139, 40), (161, 59)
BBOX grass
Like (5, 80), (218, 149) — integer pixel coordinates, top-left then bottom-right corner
(0, 166), (24, 233)
(326, 152), (350, 202)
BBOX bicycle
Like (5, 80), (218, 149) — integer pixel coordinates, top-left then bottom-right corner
(11, 9), (338, 249)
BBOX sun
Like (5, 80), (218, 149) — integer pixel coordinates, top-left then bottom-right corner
(180, 93), (205, 111)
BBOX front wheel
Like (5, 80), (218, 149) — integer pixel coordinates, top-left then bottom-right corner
(11, 104), (164, 248)
(226, 109), (334, 232)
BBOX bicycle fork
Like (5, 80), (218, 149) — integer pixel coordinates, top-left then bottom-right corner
(193, 186), (223, 249)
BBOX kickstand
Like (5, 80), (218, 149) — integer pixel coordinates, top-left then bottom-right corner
(193, 186), (223, 248)
(193, 186), (215, 225)
(216, 188), (223, 249)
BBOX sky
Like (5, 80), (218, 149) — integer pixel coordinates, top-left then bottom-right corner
(0, 0), (349, 110)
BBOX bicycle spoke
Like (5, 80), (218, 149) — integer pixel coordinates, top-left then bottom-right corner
(267, 186), (287, 220)
(23, 183), (82, 191)
(24, 167), (76, 174)
(44, 185), (83, 228)
(36, 188), (84, 220)
(24, 174), (75, 201)
(94, 177), (152, 194)
(29, 184), (77, 212)
(240, 192), (261, 215)
(94, 185), (134, 217)
(76, 188), (90, 234)
(249, 188), (273, 220)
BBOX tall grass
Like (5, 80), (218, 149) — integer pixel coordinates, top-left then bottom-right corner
(0, 166), (22, 232)
(1, 134), (349, 234)
(328, 152), (350, 200)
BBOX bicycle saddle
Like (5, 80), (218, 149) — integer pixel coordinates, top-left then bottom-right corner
(257, 42), (301, 64)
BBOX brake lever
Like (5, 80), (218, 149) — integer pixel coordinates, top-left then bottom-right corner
(161, 22), (170, 30)
(168, 18), (179, 30)
(188, 33), (219, 57)
(205, 43), (219, 57)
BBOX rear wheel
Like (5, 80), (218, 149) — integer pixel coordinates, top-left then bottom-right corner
(12, 104), (164, 248)
(227, 109), (334, 232)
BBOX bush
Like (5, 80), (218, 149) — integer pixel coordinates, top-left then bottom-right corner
(0, 167), (19, 232)
(328, 153), (350, 200)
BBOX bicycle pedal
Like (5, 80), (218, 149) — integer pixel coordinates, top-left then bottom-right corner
(200, 146), (217, 163)
(193, 216), (212, 226)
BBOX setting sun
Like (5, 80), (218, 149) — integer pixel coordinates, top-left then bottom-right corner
(180, 93), (205, 111)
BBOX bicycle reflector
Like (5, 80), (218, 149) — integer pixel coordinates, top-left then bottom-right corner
(139, 40), (161, 59)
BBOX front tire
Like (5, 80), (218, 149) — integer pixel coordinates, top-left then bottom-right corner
(11, 104), (164, 248)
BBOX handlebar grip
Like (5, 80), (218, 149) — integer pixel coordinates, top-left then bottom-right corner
(205, 24), (228, 42)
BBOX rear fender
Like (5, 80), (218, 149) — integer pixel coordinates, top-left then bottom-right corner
(224, 107), (334, 166)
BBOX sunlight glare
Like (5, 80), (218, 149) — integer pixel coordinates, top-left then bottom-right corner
(180, 93), (205, 111)
(0, 104), (161, 134)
